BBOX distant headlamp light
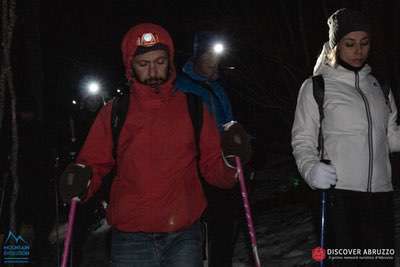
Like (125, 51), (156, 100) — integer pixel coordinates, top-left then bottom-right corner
(213, 43), (224, 55)
(88, 82), (100, 95)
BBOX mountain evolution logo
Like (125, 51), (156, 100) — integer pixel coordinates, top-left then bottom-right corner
(2, 231), (30, 264)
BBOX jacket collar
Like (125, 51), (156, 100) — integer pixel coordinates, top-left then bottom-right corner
(318, 63), (371, 83)
(182, 60), (209, 82)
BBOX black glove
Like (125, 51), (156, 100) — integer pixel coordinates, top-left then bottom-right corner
(59, 163), (92, 203)
(221, 122), (252, 166)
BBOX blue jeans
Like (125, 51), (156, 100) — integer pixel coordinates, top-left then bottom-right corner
(111, 221), (203, 267)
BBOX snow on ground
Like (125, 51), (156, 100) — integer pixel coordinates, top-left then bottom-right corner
(232, 172), (400, 267)
(43, 161), (400, 267)
(232, 204), (316, 267)
(231, 163), (318, 267)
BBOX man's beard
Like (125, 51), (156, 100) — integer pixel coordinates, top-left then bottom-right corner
(132, 66), (170, 90)
(132, 72), (168, 87)
(140, 78), (167, 93)
(143, 77), (167, 87)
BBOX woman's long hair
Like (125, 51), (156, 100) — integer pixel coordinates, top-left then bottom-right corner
(313, 42), (338, 75)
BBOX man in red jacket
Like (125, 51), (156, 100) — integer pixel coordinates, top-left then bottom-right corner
(59, 23), (250, 266)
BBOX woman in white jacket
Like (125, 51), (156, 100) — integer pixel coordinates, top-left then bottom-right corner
(292, 8), (400, 265)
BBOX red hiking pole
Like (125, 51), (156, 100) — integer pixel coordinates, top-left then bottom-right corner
(235, 156), (261, 267)
(61, 197), (79, 267)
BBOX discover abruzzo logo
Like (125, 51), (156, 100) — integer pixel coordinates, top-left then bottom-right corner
(312, 247), (396, 262)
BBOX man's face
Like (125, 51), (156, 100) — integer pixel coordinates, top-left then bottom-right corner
(131, 49), (169, 87)
(194, 51), (220, 81)
(84, 95), (103, 112)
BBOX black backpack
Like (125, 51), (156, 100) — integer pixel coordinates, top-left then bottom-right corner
(312, 74), (391, 155)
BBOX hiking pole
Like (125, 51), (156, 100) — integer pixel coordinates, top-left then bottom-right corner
(319, 159), (332, 267)
(320, 189), (327, 267)
(61, 197), (79, 267)
(235, 156), (261, 267)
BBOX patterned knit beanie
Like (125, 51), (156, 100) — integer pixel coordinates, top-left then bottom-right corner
(328, 8), (370, 49)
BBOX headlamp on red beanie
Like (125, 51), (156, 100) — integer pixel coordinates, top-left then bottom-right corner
(136, 32), (159, 47)
(134, 32), (169, 56)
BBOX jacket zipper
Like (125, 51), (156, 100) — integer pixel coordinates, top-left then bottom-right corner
(354, 72), (374, 192)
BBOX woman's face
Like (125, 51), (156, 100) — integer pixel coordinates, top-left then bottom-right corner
(338, 31), (370, 68)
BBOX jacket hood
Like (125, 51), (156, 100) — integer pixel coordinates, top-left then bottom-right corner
(313, 42), (371, 81)
(121, 23), (176, 98)
(182, 60), (210, 82)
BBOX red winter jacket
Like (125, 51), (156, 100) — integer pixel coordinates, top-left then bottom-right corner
(76, 23), (236, 232)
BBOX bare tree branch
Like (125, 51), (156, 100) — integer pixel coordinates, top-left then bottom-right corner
(1, 0), (18, 232)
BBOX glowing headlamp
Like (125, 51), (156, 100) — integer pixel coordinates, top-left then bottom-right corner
(213, 42), (224, 55)
(87, 82), (100, 95)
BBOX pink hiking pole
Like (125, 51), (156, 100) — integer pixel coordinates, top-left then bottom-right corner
(235, 156), (261, 267)
(61, 197), (79, 267)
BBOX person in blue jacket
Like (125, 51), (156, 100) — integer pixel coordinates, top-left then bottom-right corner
(176, 31), (239, 267)
(176, 31), (234, 132)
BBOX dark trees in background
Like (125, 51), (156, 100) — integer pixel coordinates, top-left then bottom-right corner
(3, 0), (400, 230)
(37, 1), (400, 172)
(1, 0), (18, 233)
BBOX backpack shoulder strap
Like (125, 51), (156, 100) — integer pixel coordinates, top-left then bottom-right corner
(372, 73), (392, 113)
(312, 75), (325, 122)
(312, 75), (325, 156)
(185, 92), (204, 159)
(111, 93), (130, 159)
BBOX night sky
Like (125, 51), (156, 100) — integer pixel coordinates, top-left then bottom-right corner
(13, 0), (400, 168)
